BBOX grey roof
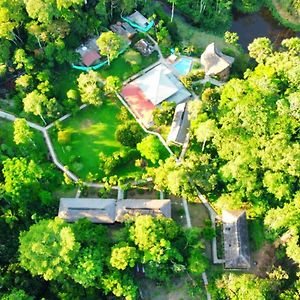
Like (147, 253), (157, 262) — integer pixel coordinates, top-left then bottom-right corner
(167, 102), (190, 145)
(122, 22), (136, 34)
(127, 11), (149, 28)
(115, 199), (171, 222)
(110, 22), (136, 38)
(58, 198), (116, 224)
(222, 210), (251, 269)
(200, 43), (234, 76)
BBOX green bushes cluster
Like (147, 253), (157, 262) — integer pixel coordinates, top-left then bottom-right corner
(99, 149), (139, 175)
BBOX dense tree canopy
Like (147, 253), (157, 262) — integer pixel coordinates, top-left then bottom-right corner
(0, 0), (299, 297)
(183, 37), (300, 216)
(17, 215), (208, 299)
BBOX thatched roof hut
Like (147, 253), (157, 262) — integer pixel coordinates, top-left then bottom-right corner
(201, 43), (234, 79)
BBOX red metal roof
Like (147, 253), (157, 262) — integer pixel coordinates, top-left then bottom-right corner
(121, 84), (155, 128)
(82, 50), (101, 67)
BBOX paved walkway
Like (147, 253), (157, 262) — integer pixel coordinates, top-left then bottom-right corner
(117, 187), (124, 200)
(0, 34), (223, 300)
(0, 108), (113, 189)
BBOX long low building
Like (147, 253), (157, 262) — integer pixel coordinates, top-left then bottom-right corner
(222, 210), (251, 269)
(58, 198), (171, 224)
(115, 199), (171, 222)
(167, 102), (190, 146)
(58, 198), (116, 224)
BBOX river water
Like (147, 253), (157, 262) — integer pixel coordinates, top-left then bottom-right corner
(231, 8), (300, 50)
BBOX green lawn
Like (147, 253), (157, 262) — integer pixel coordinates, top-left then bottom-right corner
(49, 101), (144, 180)
(98, 50), (159, 81)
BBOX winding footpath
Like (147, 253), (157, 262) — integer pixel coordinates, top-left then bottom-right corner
(0, 40), (224, 299)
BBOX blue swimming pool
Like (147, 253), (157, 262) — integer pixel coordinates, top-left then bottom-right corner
(173, 58), (193, 76)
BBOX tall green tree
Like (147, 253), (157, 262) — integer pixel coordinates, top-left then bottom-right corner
(23, 90), (47, 124)
(248, 37), (273, 64)
(77, 70), (103, 106)
(137, 135), (164, 163)
(2, 157), (43, 199)
(104, 75), (122, 95)
(19, 217), (80, 281)
(115, 121), (144, 148)
(110, 242), (139, 270)
(215, 273), (271, 300)
(168, 0), (177, 22)
(13, 118), (33, 146)
(96, 31), (125, 65)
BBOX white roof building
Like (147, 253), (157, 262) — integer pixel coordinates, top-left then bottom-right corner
(200, 43), (234, 76)
(133, 64), (191, 106)
(58, 198), (116, 224)
(167, 102), (190, 146)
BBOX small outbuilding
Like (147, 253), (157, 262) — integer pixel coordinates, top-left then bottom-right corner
(222, 210), (251, 269)
(167, 102), (190, 146)
(134, 39), (155, 56)
(110, 22), (136, 39)
(123, 11), (154, 32)
(200, 43), (234, 81)
(75, 37), (101, 67)
(58, 198), (116, 224)
(115, 199), (171, 222)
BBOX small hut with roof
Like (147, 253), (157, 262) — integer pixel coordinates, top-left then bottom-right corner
(200, 43), (234, 81)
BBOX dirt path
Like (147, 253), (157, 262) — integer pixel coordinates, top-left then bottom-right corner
(250, 243), (276, 277)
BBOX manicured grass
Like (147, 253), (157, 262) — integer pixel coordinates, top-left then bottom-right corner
(49, 100), (144, 180)
(249, 219), (266, 251)
(98, 50), (159, 81)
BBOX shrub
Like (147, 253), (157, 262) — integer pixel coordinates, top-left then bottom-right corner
(99, 149), (139, 175)
(67, 89), (79, 101)
(115, 121), (144, 148)
(152, 101), (176, 126)
(180, 75), (192, 89)
(188, 69), (205, 81)
(57, 130), (72, 144)
(124, 49), (142, 66)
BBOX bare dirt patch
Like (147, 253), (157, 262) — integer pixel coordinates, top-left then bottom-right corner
(250, 242), (276, 277)
(80, 119), (93, 129)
